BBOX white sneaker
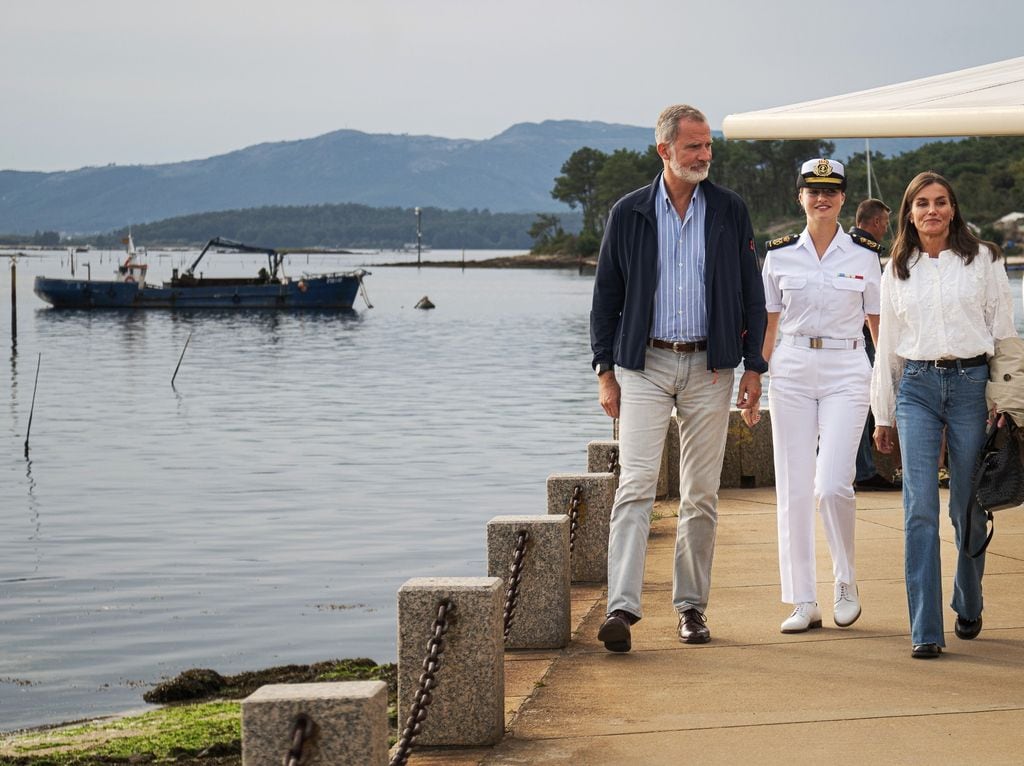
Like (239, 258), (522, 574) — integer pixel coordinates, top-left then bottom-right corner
(781, 602), (822, 634)
(834, 581), (861, 627)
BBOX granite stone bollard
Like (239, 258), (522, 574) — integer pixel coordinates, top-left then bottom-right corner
(396, 577), (504, 748)
(486, 515), (570, 649)
(241, 681), (388, 766)
(587, 440), (620, 480)
(659, 411), (777, 490)
(663, 415), (680, 499)
(721, 408), (775, 488)
(546, 473), (615, 582)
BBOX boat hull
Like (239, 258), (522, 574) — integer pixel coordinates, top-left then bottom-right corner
(33, 273), (363, 309)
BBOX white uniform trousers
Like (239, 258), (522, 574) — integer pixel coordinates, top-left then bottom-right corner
(607, 347), (732, 618)
(768, 344), (871, 604)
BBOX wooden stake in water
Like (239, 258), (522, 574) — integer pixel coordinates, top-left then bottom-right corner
(171, 331), (193, 387)
(9, 255), (16, 341)
(24, 353), (41, 457)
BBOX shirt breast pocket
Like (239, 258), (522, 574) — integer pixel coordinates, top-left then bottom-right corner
(779, 276), (807, 291)
(832, 275), (866, 313)
(832, 276), (866, 293)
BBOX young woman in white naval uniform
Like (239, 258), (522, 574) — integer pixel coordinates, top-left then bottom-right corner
(745, 159), (882, 633)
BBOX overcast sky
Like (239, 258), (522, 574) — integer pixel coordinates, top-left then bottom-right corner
(4, 0), (1022, 172)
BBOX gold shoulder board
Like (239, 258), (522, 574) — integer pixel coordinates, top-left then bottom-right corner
(851, 234), (882, 253)
(764, 234), (799, 251)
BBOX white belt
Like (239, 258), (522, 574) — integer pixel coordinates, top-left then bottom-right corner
(781, 334), (861, 350)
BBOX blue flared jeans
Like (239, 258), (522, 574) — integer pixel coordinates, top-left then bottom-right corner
(895, 360), (989, 646)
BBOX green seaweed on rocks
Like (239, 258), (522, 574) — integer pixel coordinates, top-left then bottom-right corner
(143, 658), (395, 705)
(0, 701), (240, 765)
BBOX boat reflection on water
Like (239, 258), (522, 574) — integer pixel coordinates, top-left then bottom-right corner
(34, 302), (365, 357)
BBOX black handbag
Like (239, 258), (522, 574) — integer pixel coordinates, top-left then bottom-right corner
(965, 415), (1024, 558)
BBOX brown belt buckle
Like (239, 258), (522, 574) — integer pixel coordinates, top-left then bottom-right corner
(809, 337), (824, 349)
(672, 341), (686, 353)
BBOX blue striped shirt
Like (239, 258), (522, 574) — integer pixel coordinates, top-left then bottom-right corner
(652, 177), (707, 341)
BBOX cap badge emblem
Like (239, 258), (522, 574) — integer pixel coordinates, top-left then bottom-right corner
(814, 159), (832, 177)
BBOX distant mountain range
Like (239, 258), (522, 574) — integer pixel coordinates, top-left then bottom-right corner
(0, 122), (950, 234)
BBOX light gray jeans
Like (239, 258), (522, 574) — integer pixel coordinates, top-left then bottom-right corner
(607, 347), (732, 618)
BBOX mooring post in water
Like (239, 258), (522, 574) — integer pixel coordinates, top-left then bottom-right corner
(414, 206), (422, 267)
(241, 681), (388, 766)
(171, 331), (193, 387)
(546, 472), (615, 583)
(396, 578), (504, 748)
(9, 255), (16, 340)
(486, 515), (570, 649)
(24, 352), (41, 457)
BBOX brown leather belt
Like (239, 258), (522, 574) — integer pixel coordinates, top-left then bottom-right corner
(918, 354), (988, 369)
(649, 338), (708, 353)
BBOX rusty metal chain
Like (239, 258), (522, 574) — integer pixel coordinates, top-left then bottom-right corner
(503, 530), (530, 641)
(568, 484), (583, 555)
(606, 447), (619, 476)
(390, 598), (454, 766)
(283, 713), (315, 766)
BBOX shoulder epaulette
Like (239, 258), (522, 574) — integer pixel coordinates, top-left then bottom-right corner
(850, 234), (883, 254)
(765, 233), (799, 251)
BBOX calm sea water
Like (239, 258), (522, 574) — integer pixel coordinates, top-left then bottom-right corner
(0, 248), (610, 732)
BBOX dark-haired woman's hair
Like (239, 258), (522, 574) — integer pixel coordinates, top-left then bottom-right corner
(889, 171), (1002, 280)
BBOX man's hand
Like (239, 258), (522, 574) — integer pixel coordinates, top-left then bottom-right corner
(598, 373), (620, 418)
(874, 425), (895, 454)
(735, 370), (762, 409)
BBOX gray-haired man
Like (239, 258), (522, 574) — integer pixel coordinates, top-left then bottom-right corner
(591, 104), (767, 652)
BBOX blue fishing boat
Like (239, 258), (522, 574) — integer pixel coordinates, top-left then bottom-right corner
(34, 236), (371, 310)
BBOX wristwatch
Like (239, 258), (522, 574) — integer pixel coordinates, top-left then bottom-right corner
(596, 362), (614, 377)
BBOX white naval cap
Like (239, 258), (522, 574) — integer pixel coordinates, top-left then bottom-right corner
(797, 158), (846, 190)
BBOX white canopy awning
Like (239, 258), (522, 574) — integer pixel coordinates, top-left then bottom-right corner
(722, 57), (1024, 139)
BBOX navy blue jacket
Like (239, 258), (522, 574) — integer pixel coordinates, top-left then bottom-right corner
(590, 174), (768, 374)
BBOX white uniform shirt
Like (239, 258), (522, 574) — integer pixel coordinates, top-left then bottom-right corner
(870, 245), (1016, 425)
(762, 227), (882, 339)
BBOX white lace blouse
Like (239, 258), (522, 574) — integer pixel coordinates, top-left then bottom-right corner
(870, 244), (1017, 426)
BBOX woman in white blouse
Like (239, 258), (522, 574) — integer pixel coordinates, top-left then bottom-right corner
(748, 159), (881, 634)
(872, 171), (1016, 660)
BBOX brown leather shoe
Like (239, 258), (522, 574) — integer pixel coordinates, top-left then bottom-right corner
(598, 610), (635, 653)
(678, 608), (710, 644)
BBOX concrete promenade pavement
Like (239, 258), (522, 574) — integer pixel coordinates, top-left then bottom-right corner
(408, 487), (1024, 765)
